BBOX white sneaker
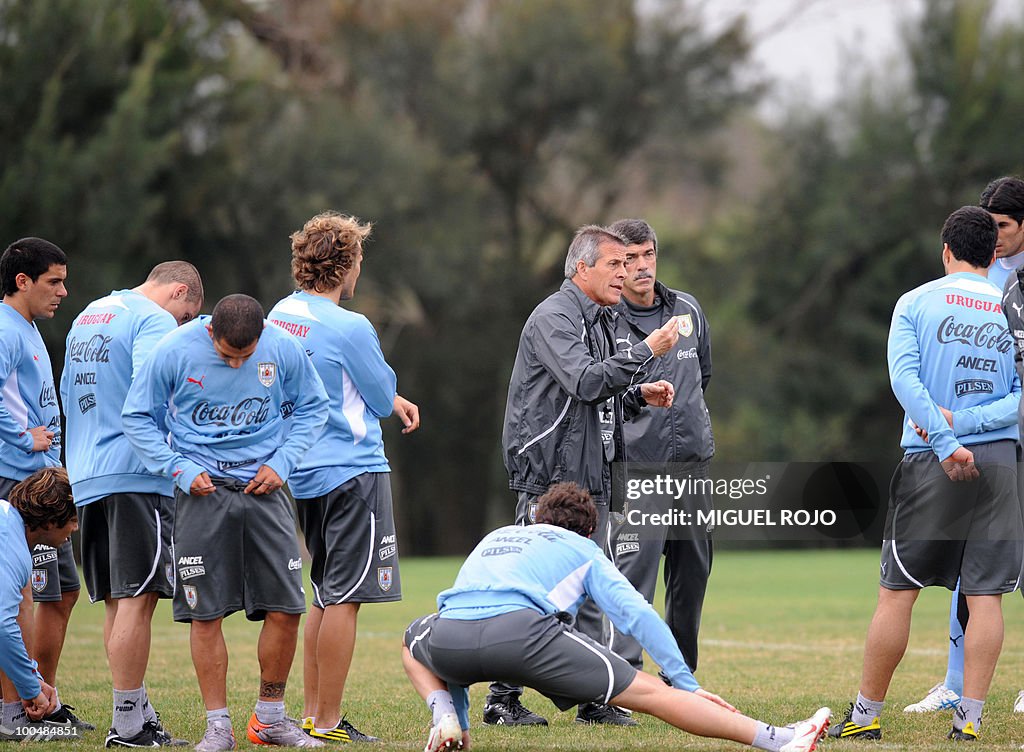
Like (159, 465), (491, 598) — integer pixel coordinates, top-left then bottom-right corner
(780, 707), (831, 752)
(1013, 690), (1024, 713)
(195, 724), (236, 752)
(424, 713), (462, 752)
(903, 683), (960, 712)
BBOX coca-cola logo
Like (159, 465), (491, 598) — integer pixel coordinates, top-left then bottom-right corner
(68, 334), (112, 363)
(191, 397), (271, 428)
(936, 316), (1013, 354)
(38, 383), (57, 408)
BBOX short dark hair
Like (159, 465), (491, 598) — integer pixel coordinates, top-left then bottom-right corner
(147, 261), (204, 306)
(1, 237), (67, 296)
(608, 218), (658, 252)
(942, 206), (997, 269)
(210, 294), (264, 349)
(980, 176), (1024, 224)
(9, 467), (76, 532)
(534, 482), (598, 537)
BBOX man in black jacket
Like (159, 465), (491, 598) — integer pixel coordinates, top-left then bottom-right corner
(490, 224), (680, 726)
(607, 218), (714, 681)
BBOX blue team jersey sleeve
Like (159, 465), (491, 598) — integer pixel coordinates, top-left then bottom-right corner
(887, 294), (961, 461)
(122, 343), (206, 493)
(950, 370), (1021, 436)
(262, 336), (329, 482)
(341, 319), (397, 419)
(584, 554), (699, 692)
(0, 507), (40, 699)
(0, 334), (33, 452)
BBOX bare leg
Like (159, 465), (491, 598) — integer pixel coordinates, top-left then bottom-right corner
(190, 619), (228, 710)
(962, 594), (1003, 700)
(313, 603), (359, 728)
(103, 599), (117, 665)
(612, 671), (757, 743)
(302, 606), (324, 718)
(858, 587), (918, 701)
(108, 593), (159, 689)
(258, 612), (300, 700)
(402, 646), (446, 698)
(33, 591), (79, 685)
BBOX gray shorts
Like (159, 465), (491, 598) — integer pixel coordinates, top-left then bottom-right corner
(296, 473), (401, 606)
(81, 493), (175, 602)
(404, 609), (635, 710)
(0, 476), (80, 602)
(171, 480), (306, 622)
(880, 440), (1024, 595)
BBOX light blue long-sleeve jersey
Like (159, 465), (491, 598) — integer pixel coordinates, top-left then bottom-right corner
(122, 316), (329, 493)
(437, 523), (699, 692)
(0, 303), (61, 481)
(0, 501), (41, 700)
(888, 272), (1020, 461)
(268, 291), (396, 498)
(60, 291), (177, 506)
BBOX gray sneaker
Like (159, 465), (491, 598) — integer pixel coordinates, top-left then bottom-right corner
(246, 715), (323, 748)
(195, 724), (236, 752)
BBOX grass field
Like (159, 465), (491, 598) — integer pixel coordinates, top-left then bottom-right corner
(40, 549), (1024, 750)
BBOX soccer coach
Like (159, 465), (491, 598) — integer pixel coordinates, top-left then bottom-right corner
(491, 224), (681, 726)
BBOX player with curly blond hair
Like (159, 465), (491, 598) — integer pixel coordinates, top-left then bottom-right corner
(269, 211), (420, 743)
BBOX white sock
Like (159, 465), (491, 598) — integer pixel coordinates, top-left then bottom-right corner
(426, 690), (456, 726)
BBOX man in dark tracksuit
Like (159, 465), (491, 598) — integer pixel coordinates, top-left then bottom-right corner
(609, 218), (714, 678)
(491, 224), (682, 727)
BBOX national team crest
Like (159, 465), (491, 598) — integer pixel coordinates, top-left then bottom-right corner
(257, 362), (277, 387)
(184, 584), (199, 609)
(31, 569), (47, 593)
(377, 567), (393, 592)
(675, 314), (693, 338)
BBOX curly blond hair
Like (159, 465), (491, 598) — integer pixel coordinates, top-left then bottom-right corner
(290, 212), (373, 293)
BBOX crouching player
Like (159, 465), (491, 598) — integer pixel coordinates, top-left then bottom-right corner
(0, 468), (77, 740)
(402, 482), (830, 752)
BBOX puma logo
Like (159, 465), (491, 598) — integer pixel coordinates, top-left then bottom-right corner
(187, 375), (205, 389)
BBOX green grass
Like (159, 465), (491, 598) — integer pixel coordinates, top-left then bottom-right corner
(41, 550), (1024, 749)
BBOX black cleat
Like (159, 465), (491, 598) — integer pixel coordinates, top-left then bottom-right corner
(105, 725), (169, 748)
(827, 703), (881, 740)
(43, 704), (96, 731)
(481, 696), (548, 726)
(947, 723), (978, 741)
(575, 703), (639, 726)
(337, 719), (380, 743)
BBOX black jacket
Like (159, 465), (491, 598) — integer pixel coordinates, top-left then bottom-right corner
(616, 280), (714, 463)
(502, 280), (654, 502)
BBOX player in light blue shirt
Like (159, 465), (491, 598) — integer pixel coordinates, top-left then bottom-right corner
(403, 483), (830, 752)
(0, 468), (77, 740)
(61, 261), (203, 747)
(0, 237), (90, 733)
(905, 176), (1024, 715)
(832, 207), (1021, 742)
(268, 212), (419, 743)
(123, 294), (328, 751)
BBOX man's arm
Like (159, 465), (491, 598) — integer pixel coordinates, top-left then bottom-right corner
(585, 553), (699, 692)
(947, 371), (1021, 435)
(887, 300), (960, 461)
(122, 346), (207, 494)
(0, 565), (45, 703)
(697, 307), (712, 392)
(262, 338), (329, 483)
(530, 310), (677, 404)
(341, 320), (397, 418)
(0, 339), (35, 452)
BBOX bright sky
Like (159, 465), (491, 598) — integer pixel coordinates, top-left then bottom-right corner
(699, 0), (925, 112)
